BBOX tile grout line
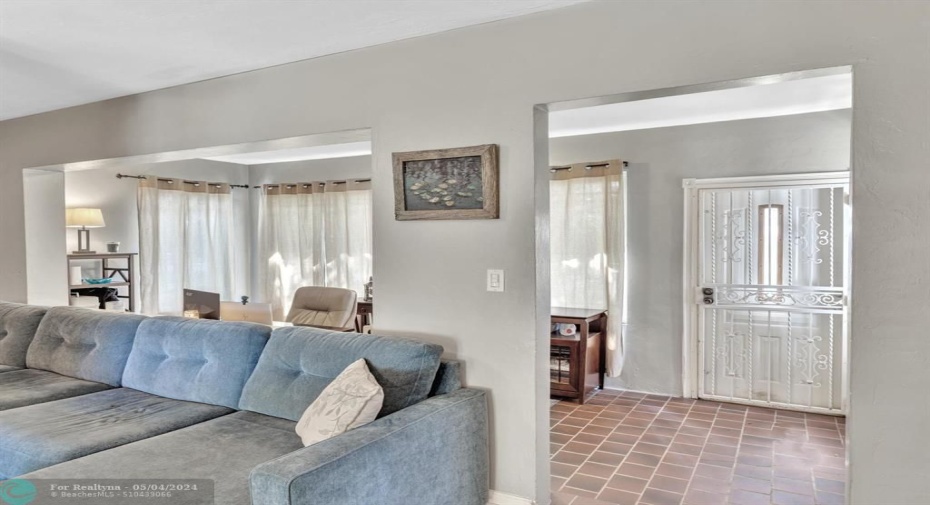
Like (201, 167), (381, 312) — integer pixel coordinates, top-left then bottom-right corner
(557, 392), (652, 501)
(685, 400), (734, 503)
(638, 395), (686, 504)
(552, 393), (630, 499)
(610, 394), (651, 503)
(551, 400), (591, 496)
(578, 394), (635, 499)
(670, 400), (706, 503)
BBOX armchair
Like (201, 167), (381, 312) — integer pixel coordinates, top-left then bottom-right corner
(286, 287), (357, 329)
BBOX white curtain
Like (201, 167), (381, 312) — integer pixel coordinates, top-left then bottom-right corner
(550, 161), (626, 377)
(257, 180), (372, 321)
(138, 178), (246, 315)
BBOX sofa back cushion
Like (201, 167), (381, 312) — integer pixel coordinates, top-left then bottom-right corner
(26, 307), (146, 386)
(122, 317), (271, 408)
(0, 302), (47, 368)
(239, 327), (443, 421)
(430, 360), (462, 396)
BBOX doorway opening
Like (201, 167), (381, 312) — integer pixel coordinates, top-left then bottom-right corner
(22, 128), (374, 327)
(541, 67), (852, 505)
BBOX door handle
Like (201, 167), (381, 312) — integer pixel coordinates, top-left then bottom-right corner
(701, 287), (714, 305)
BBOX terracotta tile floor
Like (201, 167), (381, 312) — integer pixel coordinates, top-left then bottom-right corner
(550, 390), (846, 505)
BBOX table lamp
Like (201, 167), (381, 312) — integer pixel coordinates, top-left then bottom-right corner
(66, 208), (105, 254)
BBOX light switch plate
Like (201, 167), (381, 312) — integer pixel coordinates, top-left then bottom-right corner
(487, 269), (504, 292)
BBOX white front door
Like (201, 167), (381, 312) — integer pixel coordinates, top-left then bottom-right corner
(684, 172), (850, 414)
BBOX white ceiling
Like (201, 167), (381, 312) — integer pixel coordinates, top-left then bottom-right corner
(549, 73), (852, 138)
(0, 0), (587, 121)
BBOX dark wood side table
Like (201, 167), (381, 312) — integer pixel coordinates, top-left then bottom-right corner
(550, 307), (608, 405)
(355, 300), (373, 332)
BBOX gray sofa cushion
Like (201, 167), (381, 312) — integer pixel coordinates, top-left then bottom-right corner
(26, 307), (146, 386)
(430, 360), (462, 396)
(22, 411), (303, 505)
(0, 302), (47, 368)
(122, 317), (271, 409)
(0, 369), (112, 411)
(239, 327), (443, 421)
(0, 388), (233, 478)
(0, 365), (20, 373)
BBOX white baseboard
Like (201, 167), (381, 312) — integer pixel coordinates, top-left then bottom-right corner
(601, 385), (682, 398)
(487, 490), (535, 505)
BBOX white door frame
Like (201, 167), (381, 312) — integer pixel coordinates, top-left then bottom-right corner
(681, 171), (850, 403)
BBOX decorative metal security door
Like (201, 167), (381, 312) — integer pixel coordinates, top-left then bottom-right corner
(684, 172), (850, 414)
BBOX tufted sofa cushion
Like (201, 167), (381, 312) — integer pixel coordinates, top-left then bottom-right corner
(239, 326), (443, 422)
(0, 302), (47, 370)
(26, 307), (146, 386)
(121, 317), (271, 409)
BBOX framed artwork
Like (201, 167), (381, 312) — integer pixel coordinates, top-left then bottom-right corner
(392, 144), (499, 221)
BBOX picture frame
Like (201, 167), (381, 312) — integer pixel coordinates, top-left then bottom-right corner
(392, 144), (499, 221)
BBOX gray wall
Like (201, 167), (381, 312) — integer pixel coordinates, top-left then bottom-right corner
(1, 2), (928, 502)
(65, 159), (250, 252)
(550, 110), (852, 395)
(247, 155), (371, 187)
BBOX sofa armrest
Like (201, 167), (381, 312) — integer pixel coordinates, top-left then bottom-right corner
(249, 388), (489, 505)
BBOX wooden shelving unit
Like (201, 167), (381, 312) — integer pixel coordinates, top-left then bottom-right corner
(67, 253), (137, 312)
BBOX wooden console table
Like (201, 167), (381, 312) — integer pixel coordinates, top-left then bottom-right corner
(550, 307), (608, 404)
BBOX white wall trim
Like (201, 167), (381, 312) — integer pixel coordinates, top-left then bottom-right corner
(681, 181), (699, 399)
(601, 385), (661, 396)
(681, 171), (849, 190)
(488, 490), (535, 505)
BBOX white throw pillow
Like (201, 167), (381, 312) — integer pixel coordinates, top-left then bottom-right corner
(295, 358), (385, 446)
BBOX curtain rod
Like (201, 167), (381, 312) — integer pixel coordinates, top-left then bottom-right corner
(550, 161), (629, 173)
(115, 173), (249, 189)
(254, 178), (371, 189)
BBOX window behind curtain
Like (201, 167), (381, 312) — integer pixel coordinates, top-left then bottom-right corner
(550, 170), (629, 318)
(138, 178), (248, 315)
(549, 160), (627, 376)
(550, 176), (609, 309)
(257, 180), (372, 321)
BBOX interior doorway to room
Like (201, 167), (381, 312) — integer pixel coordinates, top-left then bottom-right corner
(22, 129), (374, 329)
(543, 67), (852, 505)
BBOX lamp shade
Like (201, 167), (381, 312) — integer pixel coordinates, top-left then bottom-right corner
(66, 208), (105, 228)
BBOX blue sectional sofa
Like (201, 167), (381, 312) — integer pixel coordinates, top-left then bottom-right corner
(0, 302), (489, 505)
